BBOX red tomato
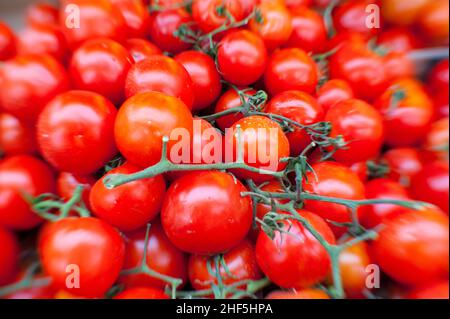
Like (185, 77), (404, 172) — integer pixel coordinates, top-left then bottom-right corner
(217, 30), (267, 86)
(125, 55), (194, 109)
(57, 172), (95, 209)
(192, 0), (244, 34)
(266, 289), (330, 299)
(407, 281), (449, 299)
(370, 207), (449, 286)
(120, 221), (188, 289)
(326, 99), (384, 164)
(383, 51), (414, 83)
(348, 161), (369, 183)
(264, 48), (318, 96)
(240, 0), (257, 16)
(114, 91), (193, 168)
(0, 113), (37, 156)
(214, 88), (257, 131)
(175, 51), (222, 111)
(381, 147), (424, 186)
(432, 90), (449, 120)
(0, 22), (16, 61)
(285, 0), (312, 9)
(161, 171), (253, 254)
(316, 79), (354, 112)
(265, 90), (324, 156)
(125, 38), (162, 63)
(377, 27), (422, 53)
(26, 3), (58, 27)
(428, 59), (449, 94)
(114, 287), (169, 299)
(418, 0), (449, 45)
(39, 217), (125, 298)
(256, 210), (335, 288)
(333, 0), (381, 38)
(110, 0), (150, 38)
(0, 227), (19, 285)
(0, 156), (56, 230)
(423, 118), (449, 161)
(0, 54), (69, 123)
(69, 38), (133, 105)
(6, 274), (55, 299)
(381, 0), (430, 26)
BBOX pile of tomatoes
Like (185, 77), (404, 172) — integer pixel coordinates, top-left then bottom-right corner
(0, 0), (449, 300)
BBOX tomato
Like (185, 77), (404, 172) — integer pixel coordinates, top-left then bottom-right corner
(381, 0), (430, 26)
(348, 161), (369, 183)
(285, 0), (312, 9)
(266, 289), (330, 299)
(0, 22), (16, 61)
(115, 91), (193, 168)
(375, 78), (433, 147)
(214, 88), (256, 131)
(0, 156), (56, 230)
(423, 118), (449, 162)
(381, 147), (424, 186)
(370, 207), (449, 286)
(37, 90), (117, 175)
(59, 0), (126, 49)
(175, 51), (222, 111)
(110, 0), (150, 39)
(256, 210), (335, 289)
(225, 115), (290, 183)
(249, 2), (292, 51)
(302, 161), (365, 236)
(0, 227), (19, 285)
(192, 0), (244, 34)
(69, 38), (133, 105)
(161, 171), (253, 254)
(148, 9), (193, 54)
(316, 79), (354, 112)
(240, 0), (258, 16)
(114, 287), (169, 299)
(326, 30), (366, 52)
(377, 27), (422, 53)
(217, 30), (267, 86)
(6, 273), (55, 299)
(333, 0), (380, 38)
(0, 54), (69, 123)
(125, 38), (162, 63)
(284, 6), (327, 53)
(265, 90), (324, 156)
(25, 2), (58, 27)
(120, 221), (188, 289)
(407, 281), (449, 299)
(432, 90), (449, 120)
(57, 172), (95, 209)
(325, 99), (384, 164)
(382, 51), (414, 83)
(428, 59), (449, 94)
(125, 55), (194, 110)
(410, 161), (449, 214)
(264, 48), (318, 96)
(0, 113), (37, 156)
(418, 0), (449, 45)
(362, 178), (411, 229)
(188, 240), (262, 291)
(39, 217), (125, 298)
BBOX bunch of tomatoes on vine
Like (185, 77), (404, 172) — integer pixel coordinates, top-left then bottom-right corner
(0, 0), (449, 300)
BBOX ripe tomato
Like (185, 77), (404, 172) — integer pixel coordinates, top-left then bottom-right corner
(381, 147), (424, 186)
(192, 0), (244, 34)
(217, 30), (267, 86)
(0, 113), (37, 156)
(407, 281), (449, 299)
(225, 115), (290, 183)
(214, 88), (257, 131)
(110, 0), (150, 39)
(428, 59), (449, 94)
(432, 90), (449, 120)
(175, 51), (222, 111)
(114, 287), (169, 299)
(39, 217), (125, 298)
(264, 48), (318, 96)
(377, 27), (422, 53)
(316, 79), (354, 112)
(188, 240), (262, 291)
(383, 51), (414, 83)
(240, 0), (258, 16)
(0, 156), (56, 230)
(256, 210), (335, 289)
(125, 38), (162, 63)
(265, 90), (324, 156)
(69, 38), (133, 105)
(418, 0), (449, 45)
(90, 162), (166, 231)
(333, 0), (380, 38)
(0, 227), (19, 285)
(423, 118), (449, 161)
(57, 172), (95, 210)
(115, 91), (193, 168)
(37, 90), (118, 175)
(0, 22), (16, 61)
(25, 3), (58, 27)
(266, 289), (330, 299)
(161, 171), (253, 254)
(125, 55), (194, 109)
(120, 221), (188, 289)
(325, 99), (384, 164)
(370, 207), (449, 286)
(381, 0), (430, 26)
(0, 54), (69, 123)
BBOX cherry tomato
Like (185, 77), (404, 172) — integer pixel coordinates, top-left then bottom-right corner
(423, 118), (449, 162)
(214, 88), (257, 131)
(69, 38), (133, 105)
(348, 161), (369, 183)
(381, 147), (424, 186)
(256, 210), (335, 288)
(26, 2), (58, 27)
(381, 0), (430, 26)
(0, 227), (19, 285)
(418, 0), (449, 45)
(39, 217), (125, 298)
(114, 287), (169, 299)
(192, 0), (244, 34)
(266, 289), (330, 299)
(377, 27), (422, 53)
(0, 113), (37, 156)
(175, 50), (222, 111)
(161, 171), (253, 254)
(383, 51), (414, 83)
(333, 0), (381, 38)
(316, 79), (354, 112)
(125, 38), (162, 63)
(370, 207), (449, 286)
(240, 0), (258, 16)
(0, 156), (56, 230)
(217, 30), (267, 86)
(57, 172), (95, 210)
(407, 281), (449, 299)
(125, 55), (194, 109)
(432, 90), (449, 120)
(264, 48), (318, 96)
(0, 22), (16, 61)
(115, 91), (193, 168)
(110, 0), (150, 38)
(428, 59), (449, 94)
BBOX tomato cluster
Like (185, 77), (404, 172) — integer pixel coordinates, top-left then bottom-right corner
(0, 0), (449, 300)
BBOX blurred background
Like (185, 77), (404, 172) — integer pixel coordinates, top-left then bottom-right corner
(0, 0), (58, 30)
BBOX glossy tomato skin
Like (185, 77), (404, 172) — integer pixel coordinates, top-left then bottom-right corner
(333, 0), (381, 38)
(115, 91), (193, 168)
(264, 48), (318, 96)
(0, 22), (16, 61)
(0, 54), (69, 123)
(25, 3), (58, 27)
(381, 0), (429, 26)
(110, 0), (150, 39)
(125, 38), (162, 63)
(69, 38), (133, 105)
(192, 0), (244, 34)
(326, 99), (384, 164)
(377, 27), (422, 53)
(383, 51), (414, 83)
(428, 59), (449, 94)
(161, 171), (253, 254)
(422, 118), (449, 161)
(57, 172), (95, 210)
(217, 30), (268, 86)
(0, 227), (19, 285)
(214, 89), (257, 131)
(90, 162), (166, 231)
(266, 289), (330, 299)
(419, 0), (449, 45)
(114, 287), (169, 299)
(381, 148), (424, 186)
(175, 51), (222, 111)
(265, 90), (324, 156)
(120, 221), (188, 290)
(0, 113), (37, 156)
(125, 55), (194, 109)
(37, 90), (118, 175)
(256, 210), (335, 289)
(0, 156), (56, 230)
(370, 208), (449, 286)
(39, 217), (125, 298)
(316, 79), (354, 112)
(407, 281), (449, 299)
